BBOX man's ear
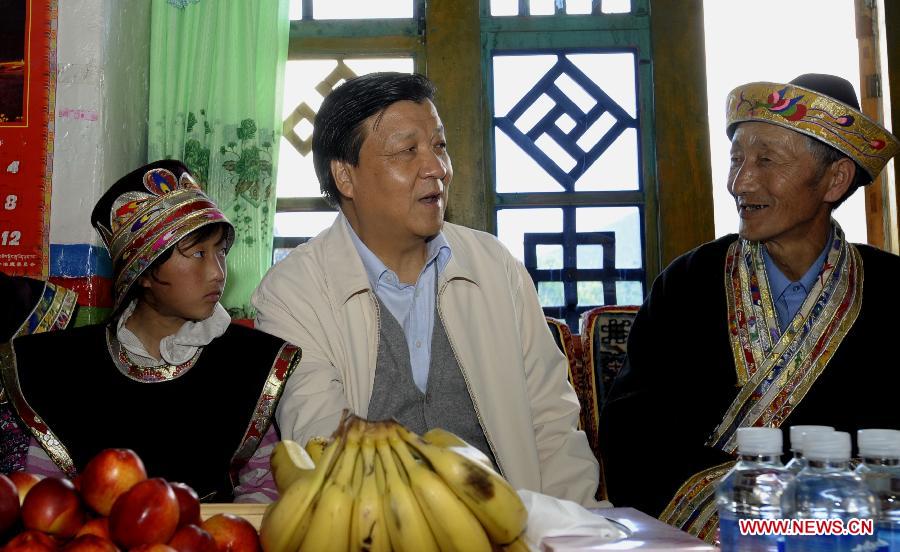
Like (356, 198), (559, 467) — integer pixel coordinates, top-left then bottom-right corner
(823, 157), (855, 203)
(332, 160), (355, 200)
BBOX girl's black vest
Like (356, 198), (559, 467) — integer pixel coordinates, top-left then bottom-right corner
(1, 323), (299, 501)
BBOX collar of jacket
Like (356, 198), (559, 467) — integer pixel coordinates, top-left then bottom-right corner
(324, 213), (479, 306)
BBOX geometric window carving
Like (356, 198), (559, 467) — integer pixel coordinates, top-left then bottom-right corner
(495, 54), (638, 191)
(282, 60), (358, 156)
(523, 207), (643, 328)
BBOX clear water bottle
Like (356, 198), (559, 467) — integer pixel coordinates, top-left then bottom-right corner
(855, 429), (900, 550)
(782, 431), (882, 551)
(785, 426), (835, 475)
(717, 427), (793, 552)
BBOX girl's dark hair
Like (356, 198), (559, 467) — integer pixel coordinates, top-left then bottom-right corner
(312, 72), (437, 208)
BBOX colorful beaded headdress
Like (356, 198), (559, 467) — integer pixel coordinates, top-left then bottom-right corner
(90, 160), (234, 311)
(726, 73), (900, 181)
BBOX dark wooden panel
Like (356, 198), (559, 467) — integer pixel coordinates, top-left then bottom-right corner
(649, 0), (715, 267)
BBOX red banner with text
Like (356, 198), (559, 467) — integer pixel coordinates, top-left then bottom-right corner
(0, 0), (56, 279)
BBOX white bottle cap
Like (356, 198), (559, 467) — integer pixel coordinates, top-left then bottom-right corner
(789, 425), (834, 453)
(737, 427), (783, 455)
(804, 431), (852, 461)
(857, 429), (900, 459)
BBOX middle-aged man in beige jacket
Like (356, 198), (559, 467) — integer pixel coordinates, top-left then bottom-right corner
(252, 72), (602, 507)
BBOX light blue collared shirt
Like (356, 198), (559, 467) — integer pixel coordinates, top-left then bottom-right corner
(762, 238), (831, 333)
(345, 217), (452, 393)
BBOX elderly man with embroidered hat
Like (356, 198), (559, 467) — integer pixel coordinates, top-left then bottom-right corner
(599, 73), (900, 539)
(0, 160), (300, 501)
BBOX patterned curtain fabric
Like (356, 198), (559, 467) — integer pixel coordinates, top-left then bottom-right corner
(148, 0), (289, 318)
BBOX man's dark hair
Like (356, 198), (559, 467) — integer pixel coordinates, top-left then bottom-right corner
(804, 136), (871, 209)
(312, 72), (437, 208)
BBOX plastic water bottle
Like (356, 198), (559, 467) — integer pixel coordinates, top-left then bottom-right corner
(782, 431), (882, 551)
(855, 429), (900, 550)
(716, 427), (793, 551)
(785, 426), (835, 475)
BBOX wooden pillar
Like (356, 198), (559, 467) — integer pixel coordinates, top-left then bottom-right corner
(885, 0), (900, 252)
(425, 0), (489, 232)
(649, 0), (715, 267)
(855, 0), (889, 250)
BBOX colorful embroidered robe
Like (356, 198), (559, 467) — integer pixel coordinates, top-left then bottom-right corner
(1, 275), (78, 473)
(598, 226), (900, 542)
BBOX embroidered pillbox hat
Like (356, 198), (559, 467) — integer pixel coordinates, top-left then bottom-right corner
(726, 73), (900, 181)
(90, 160), (234, 311)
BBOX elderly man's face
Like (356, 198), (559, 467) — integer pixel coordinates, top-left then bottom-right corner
(727, 122), (833, 244)
(339, 99), (452, 245)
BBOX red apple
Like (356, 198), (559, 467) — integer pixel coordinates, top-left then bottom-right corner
(79, 449), (147, 516)
(21, 477), (85, 538)
(130, 545), (177, 552)
(60, 535), (119, 552)
(8, 472), (44, 505)
(200, 514), (261, 552)
(0, 473), (21, 534)
(169, 482), (201, 528)
(75, 517), (111, 540)
(168, 524), (218, 552)
(3, 529), (59, 552)
(108, 478), (179, 549)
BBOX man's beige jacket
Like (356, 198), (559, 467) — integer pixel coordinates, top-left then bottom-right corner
(252, 214), (602, 506)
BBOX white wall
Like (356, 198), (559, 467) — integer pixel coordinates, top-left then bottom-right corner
(50, 0), (150, 246)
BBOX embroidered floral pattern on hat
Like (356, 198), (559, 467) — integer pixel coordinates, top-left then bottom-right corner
(726, 81), (900, 180)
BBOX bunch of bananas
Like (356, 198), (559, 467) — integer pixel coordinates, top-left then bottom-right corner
(260, 414), (529, 552)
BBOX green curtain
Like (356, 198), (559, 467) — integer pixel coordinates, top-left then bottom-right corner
(148, 0), (289, 318)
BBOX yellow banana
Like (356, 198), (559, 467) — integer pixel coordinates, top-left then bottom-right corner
(395, 423), (527, 545)
(259, 429), (344, 552)
(298, 421), (363, 552)
(501, 534), (532, 552)
(387, 423), (492, 552)
(305, 435), (330, 465)
(270, 439), (316, 494)
(422, 427), (494, 470)
(375, 423), (440, 552)
(350, 432), (390, 552)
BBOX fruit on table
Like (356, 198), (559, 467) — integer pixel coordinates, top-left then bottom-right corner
(21, 478), (85, 538)
(389, 426), (492, 551)
(396, 423), (527, 545)
(303, 437), (328, 466)
(108, 478), (179, 549)
(269, 441), (314, 494)
(59, 534), (119, 552)
(167, 524), (217, 552)
(2, 448), (265, 552)
(79, 449), (147, 516)
(8, 472), (44, 506)
(259, 414), (528, 552)
(74, 518), (111, 540)
(0, 473), (21, 535)
(129, 545), (177, 552)
(200, 513), (261, 552)
(3, 529), (59, 552)
(169, 483), (201, 529)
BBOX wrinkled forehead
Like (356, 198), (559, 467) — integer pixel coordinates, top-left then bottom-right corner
(730, 121), (808, 151)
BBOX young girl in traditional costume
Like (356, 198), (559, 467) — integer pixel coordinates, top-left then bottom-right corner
(0, 160), (300, 502)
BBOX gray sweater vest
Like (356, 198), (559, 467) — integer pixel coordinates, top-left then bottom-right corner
(367, 295), (495, 465)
